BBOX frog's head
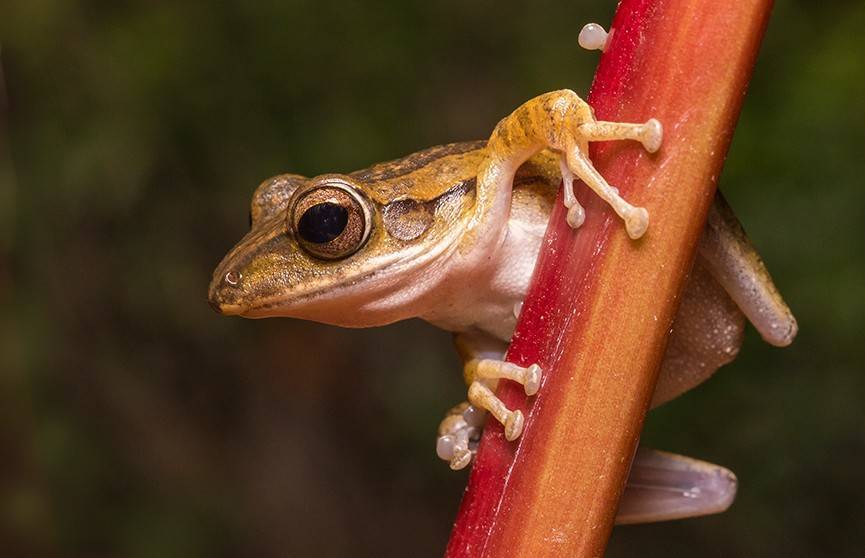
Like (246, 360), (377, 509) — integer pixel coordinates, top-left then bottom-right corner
(208, 172), (473, 327)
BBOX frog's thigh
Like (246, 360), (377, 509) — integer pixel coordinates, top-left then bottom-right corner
(651, 259), (745, 408)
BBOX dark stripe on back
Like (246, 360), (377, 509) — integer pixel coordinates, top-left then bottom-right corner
(350, 141), (486, 182)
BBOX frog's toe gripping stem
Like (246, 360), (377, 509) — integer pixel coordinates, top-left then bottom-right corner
(468, 382), (525, 441)
(464, 359), (542, 441)
(639, 118), (663, 153)
(464, 359), (542, 396)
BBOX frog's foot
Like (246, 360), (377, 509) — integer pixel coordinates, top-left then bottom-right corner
(560, 117), (662, 239)
(464, 359), (542, 442)
(436, 402), (485, 470)
(617, 447), (738, 524)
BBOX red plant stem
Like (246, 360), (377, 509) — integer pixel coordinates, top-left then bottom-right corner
(446, 1), (772, 556)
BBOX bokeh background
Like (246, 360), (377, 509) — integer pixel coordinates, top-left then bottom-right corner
(2, 0), (863, 556)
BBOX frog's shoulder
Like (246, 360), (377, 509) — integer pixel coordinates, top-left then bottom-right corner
(509, 148), (561, 227)
(349, 141), (487, 204)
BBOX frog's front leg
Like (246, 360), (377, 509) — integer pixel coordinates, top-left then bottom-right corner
(473, 89), (662, 249)
(436, 402), (481, 471)
(466, 359), (542, 440)
(436, 333), (541, 470)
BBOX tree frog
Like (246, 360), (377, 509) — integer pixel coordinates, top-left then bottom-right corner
(209, 89), (796, 523)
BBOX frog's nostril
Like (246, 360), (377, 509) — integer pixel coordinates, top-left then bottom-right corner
(207, 279), (245, 315)
(207, 269), (244, 314)
(224, 270), (242, 286)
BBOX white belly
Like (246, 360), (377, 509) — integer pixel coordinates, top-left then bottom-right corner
(422, 214), (547, 341)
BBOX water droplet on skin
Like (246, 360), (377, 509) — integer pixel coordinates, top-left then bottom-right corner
(225, 271), (242, 286)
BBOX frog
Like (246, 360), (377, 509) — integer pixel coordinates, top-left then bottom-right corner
(208, 89), (797, 524)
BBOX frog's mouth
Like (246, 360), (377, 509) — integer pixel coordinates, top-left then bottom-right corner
(208, 297), (245, 316)
(207, 278), (247, 316)
(207, 226), (389, 321)
(207, 222), (467, 327)
(207, 270), (339, 319)
(208, 258), (411, 324)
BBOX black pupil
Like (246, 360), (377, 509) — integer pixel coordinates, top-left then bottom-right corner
(298, 202), (349, 243)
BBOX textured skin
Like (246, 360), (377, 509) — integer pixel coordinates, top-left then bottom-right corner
(652, 258), (745, 407)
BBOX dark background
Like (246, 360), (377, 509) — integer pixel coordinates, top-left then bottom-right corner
(2, 0), (863, 556)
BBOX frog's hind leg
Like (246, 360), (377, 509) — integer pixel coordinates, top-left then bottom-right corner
(651, 191), (798, 407)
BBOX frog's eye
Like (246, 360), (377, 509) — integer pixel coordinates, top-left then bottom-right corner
(289, 182), (371, 260)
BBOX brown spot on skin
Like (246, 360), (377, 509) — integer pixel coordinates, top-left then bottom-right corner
(381, 178), (479, 241)
(382, 198), (435, 241)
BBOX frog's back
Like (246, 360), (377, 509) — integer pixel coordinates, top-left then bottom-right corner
(349, 141), (488, 204)
(349, 140), (560, 225)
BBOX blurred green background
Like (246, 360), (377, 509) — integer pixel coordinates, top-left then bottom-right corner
(2, 0), (863, 556)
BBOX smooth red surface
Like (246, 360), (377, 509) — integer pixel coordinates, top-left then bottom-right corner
(446, 1), (772, 556)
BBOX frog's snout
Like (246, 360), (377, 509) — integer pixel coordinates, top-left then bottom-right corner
(208, 269), (246, 316)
